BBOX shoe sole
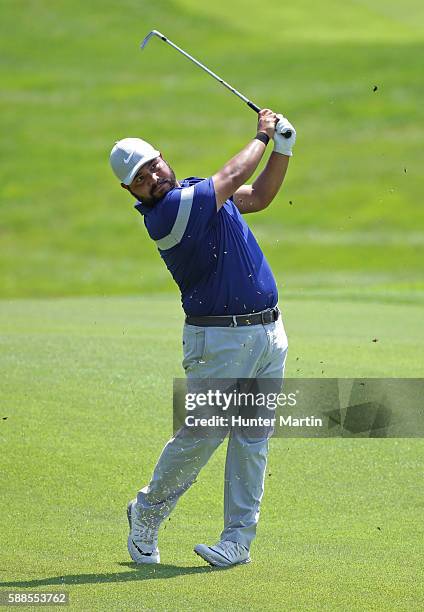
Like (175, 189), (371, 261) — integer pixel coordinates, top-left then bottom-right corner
(194, 545), (251, 568)
(127, 501), (160, 565)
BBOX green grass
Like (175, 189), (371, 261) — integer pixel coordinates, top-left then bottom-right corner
(1, 0), (423, 297)
(1, 295), (423, 610)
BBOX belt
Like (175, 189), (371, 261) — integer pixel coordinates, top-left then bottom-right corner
(185, 306), (280, 328)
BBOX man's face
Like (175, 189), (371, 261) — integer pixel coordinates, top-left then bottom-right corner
(121, 155), (177, 205)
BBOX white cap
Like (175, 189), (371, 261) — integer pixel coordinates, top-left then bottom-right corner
(109, 137), (160, 185)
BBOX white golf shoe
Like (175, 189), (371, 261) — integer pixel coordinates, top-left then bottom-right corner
(194, 540), (251, 567)
(127, 499), (160, 564)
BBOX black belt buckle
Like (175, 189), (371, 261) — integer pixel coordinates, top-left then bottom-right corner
(262, 306), (278, 325)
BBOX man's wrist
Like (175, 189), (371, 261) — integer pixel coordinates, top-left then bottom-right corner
(273, 148), (293, 157)
(254, 131), (270, 146)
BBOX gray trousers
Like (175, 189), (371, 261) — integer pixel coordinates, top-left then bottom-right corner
(136, 315), (288, 549)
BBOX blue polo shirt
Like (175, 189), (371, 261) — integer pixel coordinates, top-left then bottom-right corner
(134, 177), (278, 316)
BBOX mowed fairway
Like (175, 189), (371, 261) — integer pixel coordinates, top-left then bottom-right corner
(1, 296), (423, 610)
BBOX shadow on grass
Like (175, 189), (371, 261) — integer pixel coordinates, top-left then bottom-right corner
(0, 561), (217, 588)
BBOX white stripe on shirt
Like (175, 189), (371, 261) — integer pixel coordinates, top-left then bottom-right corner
(155, 186), (194, 251)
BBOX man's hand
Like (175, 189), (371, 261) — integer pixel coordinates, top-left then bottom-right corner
(273, 115), (296, 156)
(257, 108), (278, 138)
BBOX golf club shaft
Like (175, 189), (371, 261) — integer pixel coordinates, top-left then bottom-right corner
(142, 31), (292, 139)
(150, 31), (261, 113)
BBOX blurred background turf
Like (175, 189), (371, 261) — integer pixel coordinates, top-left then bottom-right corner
(1, 0), (423, 300)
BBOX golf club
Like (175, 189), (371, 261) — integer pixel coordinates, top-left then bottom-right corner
(141, 29), (292, 139)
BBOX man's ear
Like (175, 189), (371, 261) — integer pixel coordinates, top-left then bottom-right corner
(121, 183), (129, 191)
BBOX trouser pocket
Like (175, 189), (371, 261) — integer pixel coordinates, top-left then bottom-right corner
(182, 324), (207, 371)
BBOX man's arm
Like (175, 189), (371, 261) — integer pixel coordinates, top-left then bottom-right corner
(233, 153), (290, 214)
(233, 115), (296, 214)
(212, 109), (277, 210)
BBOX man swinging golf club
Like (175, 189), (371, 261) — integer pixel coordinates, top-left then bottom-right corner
(109, 108), (296, 567)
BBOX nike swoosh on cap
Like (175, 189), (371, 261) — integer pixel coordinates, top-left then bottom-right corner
(124, 151), (135, 164)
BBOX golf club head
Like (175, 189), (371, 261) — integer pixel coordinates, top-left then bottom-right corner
(140, 29), (165, 50)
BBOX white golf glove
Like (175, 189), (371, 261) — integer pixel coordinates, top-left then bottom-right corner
(273, 115), (296, 156)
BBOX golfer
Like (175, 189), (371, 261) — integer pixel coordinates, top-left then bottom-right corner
(109, 109), (296, 567)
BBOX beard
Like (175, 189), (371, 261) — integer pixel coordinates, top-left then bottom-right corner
(129, 162), (177, 206)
